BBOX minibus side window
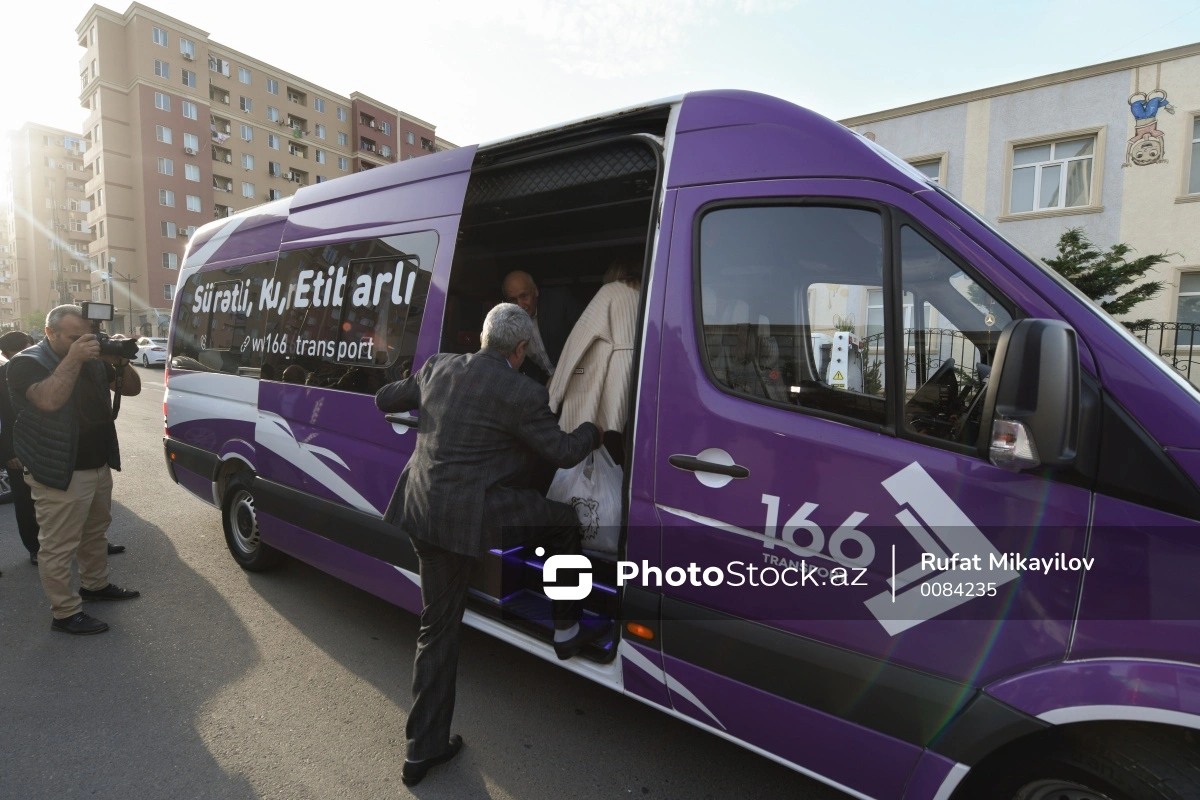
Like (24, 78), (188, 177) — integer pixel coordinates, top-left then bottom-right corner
(261, 232), (437, 393)
(898, 225), (1011, 447)
(698, 205), (888, 427)
(173, 260), (274, 376)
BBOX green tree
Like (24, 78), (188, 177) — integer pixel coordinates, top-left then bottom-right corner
(23, 308), (44, 332)
(1043, 228), (1172, 326)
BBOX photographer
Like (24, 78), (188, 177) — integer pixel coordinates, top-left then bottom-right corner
(8, 305), (141, 635)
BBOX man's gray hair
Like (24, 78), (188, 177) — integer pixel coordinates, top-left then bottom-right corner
(481, 303), (533, 355)
(46, 304), (84, 333)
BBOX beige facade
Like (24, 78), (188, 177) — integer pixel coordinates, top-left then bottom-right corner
(74, 2), (451, 336)
(5, 123), (94, 331)
(842, 42), (1200, 338)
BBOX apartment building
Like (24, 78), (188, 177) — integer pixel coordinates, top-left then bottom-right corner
(841, 42), (1200, 348)
(4, 123), (94, 331)
(76, 2), (450, 336)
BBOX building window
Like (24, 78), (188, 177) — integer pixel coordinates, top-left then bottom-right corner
(157, 157), (174, 175)
(337, 107), (346, 122)
(1189, 118), (1200, 195)
(314, 98), (325, 113)
(269, 161), (282, 177)
(239, 67), (251, 84)
(381, 121), (391, 135)
(1009, 135), (1096, 214)
(186, 195), (201, 213)
(242, 182), (255, 198)
(315, 149), (326, 164)
(338, 157), (348, 171)
(160, 189), (175, 207)
(268, 134), (279, 150)
(240, 96), (252, 113)
(909, 157), (943, 184)
(165, 284), (175, 301)
(69, 218), (87, 232)
(182, 69), (196, 88)
(209, 56), (230, 77)
(338, 131), (348, 146)
(380, 145), (391, 158)
(1177, 273), (1200, 344)
(182, 100), (198, 120)
(268, 189), (282, 201)
(161, 221), (177, 238)
(155, 91), (171, 111)
(156, 125), (172, 144)
(267, 106), (279, 122)
(154, 59), (170, 79)
(315, 124), (325, 139)
(185, 163), (200, 182)
(180, 38), (195, 59)
(267, 79), (279, 95)
(152, 27), (168, 46)
(242, 153), (254, 169)
(241, 124), (253, 141)
(316, 176), (326, 184)
(183, 133), (199, 151)
(406, 131), (415, 145)
(163, 252), (178, 269)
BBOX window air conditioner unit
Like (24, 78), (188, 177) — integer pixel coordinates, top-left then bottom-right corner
(224, 155), (232, 163)
(184, 147), (196, 155)
(182, 52), (193, 60)
(221, 97), (229, 104)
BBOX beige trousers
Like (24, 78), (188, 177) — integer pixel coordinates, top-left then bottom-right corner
(27, 465), (113, 619)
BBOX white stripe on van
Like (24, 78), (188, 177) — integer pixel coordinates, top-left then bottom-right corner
(183, 215), (249, 269)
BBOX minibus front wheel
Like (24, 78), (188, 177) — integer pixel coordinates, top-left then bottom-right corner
(221, 473), (282, 572)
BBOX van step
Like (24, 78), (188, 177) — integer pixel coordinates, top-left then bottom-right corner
(467, 588), (616, 664)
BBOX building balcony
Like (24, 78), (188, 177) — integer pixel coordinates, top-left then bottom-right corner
(287, 88), (307, 106)
(212, 145), (233, 165)
(213, 176), (234, 193)
(288, 143), (308, 159)
(214, 204), (233, 219)
(209, 86), (231, 106)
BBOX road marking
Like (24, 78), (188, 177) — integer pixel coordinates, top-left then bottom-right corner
(144, 381), (165, 388)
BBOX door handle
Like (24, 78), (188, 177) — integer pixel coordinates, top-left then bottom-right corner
(385, 413), (418, 428)
(668, 454), (749, 479)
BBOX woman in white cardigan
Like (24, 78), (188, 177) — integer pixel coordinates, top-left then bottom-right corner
(547, 262), (641, 440)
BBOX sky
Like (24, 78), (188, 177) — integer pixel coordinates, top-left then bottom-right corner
(3, 0), (1200, 154)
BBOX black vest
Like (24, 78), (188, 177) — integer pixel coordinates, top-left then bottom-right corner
(10, 339), (120, 490)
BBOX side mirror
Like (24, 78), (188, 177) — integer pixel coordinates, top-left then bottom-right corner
(978, 319), (1079, 471)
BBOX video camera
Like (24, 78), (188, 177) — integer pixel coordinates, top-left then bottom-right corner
(80, 301), (139, 360)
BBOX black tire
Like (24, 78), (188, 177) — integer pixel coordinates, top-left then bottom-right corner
(142, 355), (150, 368)
(968, 723), (1200, 800)
(0, 470), (12, 505)
(221, 474), (282, 571)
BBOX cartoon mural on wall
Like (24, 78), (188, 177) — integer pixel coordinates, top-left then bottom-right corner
(1124, 65), (1174, 167)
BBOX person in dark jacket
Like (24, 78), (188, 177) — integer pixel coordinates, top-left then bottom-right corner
(0, 330), (39, 565)
(8, 306), (141, 635)
(375, 302), (607, 786)
(501, 270), (583, 385)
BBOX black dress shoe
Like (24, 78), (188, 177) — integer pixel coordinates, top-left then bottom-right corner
(107, 543), (125, 555)
(51, 612), (109, 635)
(401, 734), (463, 786)
(79, 583), (140, 602)
(554, 620), (614, 661)
(29, 553), (37, 566)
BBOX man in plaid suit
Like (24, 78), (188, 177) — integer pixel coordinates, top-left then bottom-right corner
(376, 302), (605, 786)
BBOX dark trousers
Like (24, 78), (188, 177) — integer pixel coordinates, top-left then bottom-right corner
(8, 466), (39, 555)
(405, 504), (581, 761)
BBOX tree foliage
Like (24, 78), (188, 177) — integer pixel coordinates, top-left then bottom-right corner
(1043, 228), (1171, 325)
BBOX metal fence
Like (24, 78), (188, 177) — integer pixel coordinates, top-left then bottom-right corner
(1126, 321), (1200, 385)
(860, 328), (983, 393)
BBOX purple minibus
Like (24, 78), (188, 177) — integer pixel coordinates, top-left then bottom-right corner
(164, 91), (1200, 799)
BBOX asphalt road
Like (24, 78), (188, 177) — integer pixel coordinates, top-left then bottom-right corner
(0, 366), (846, 800)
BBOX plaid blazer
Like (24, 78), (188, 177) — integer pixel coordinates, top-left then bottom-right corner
(376, 348), (599, 557)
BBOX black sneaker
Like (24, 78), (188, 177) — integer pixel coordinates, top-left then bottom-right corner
(79, 583), (141, 602)
(51, 612), (109, 635)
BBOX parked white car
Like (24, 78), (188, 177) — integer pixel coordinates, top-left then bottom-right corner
(135, 336), (168, 367)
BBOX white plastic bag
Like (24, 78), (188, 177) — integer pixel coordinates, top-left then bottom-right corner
(546, 446), (622, 553)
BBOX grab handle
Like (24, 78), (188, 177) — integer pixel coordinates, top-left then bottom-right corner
(385, 414), (418, 428)
(668, 454), (749, 479)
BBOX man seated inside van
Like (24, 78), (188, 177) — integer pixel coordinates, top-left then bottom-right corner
(501, 270), (582, 385)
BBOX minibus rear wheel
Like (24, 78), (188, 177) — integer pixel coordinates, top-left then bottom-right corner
(221, 474), (282, 571)
(969, 722), (1200, 800)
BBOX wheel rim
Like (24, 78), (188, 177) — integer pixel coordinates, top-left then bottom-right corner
(227, 488), (259, 555)
(0, 472), (10, 495)
(143, 355), (149, 367)
(1017, 779), (1116, 800)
